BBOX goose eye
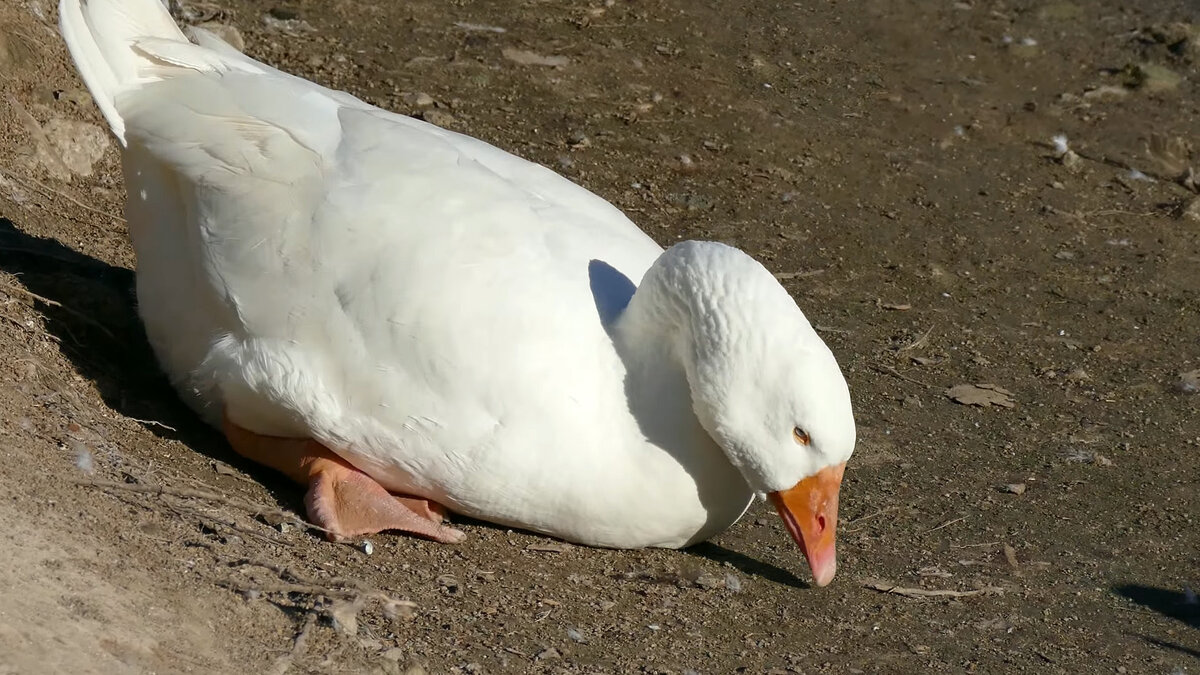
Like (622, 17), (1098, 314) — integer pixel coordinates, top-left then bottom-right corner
(792, 427), (810, 446)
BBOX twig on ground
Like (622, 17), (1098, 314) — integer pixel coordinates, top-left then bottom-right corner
(220, 579), (363, 601)
(3, 170), (124, 224)
(75, 478), (335, 537)
(164, 501), (290, 546)
(864, 581), (1004, 599)
(842, 506), (901, 533)
(123, 416), (178, 432)
(872, 364), (935, 389)
(927, 515), (967, 532)
(897, 325), (935, 353)
(0, 277), (119, 341)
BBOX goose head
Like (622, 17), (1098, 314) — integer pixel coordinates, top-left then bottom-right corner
(619, 240), (856, 586)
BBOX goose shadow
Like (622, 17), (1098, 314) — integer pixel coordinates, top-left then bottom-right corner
(0, 217), (290, 492)
(1113, 584), (1200, 629)
(685, 541), (810, 589)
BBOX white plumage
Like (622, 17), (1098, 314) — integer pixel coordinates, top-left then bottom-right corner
(59, 0), (855, 564)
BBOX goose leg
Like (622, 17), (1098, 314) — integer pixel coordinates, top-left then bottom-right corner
(221, 413), (465, 544)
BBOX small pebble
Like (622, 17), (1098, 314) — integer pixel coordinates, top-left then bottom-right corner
(360, 540), (374, 555)
(566, 627), (587, 643)
(1175, 370), (1200, 393)
(420, 110), (457, 128)
(1001, 483), (1027, 495)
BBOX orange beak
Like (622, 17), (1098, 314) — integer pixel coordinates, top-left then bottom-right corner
(768, 462), (846, 587)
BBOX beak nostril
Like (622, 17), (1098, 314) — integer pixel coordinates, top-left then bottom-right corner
(816, 515), (826, 533)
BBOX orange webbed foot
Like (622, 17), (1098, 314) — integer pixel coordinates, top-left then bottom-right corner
(304, 463), (465, 544)
(222, 413), (464, 544)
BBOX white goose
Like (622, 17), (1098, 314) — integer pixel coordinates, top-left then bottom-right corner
(60, 0), (855, 585)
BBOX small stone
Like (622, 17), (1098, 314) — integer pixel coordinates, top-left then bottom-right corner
(1178, 198), (1200, 223)
(724, 573), (742, 592)
(1094, 454), (1114, 467)
(1125, 63), (1182, 94)
(419, 110), (457, 128)
(1060, 150), (1083, 172)
(262, 12), (316, 34)
(36, 118), (111, 181)
(1001, 483), (1027, 495)
(401, 92), (436, 107)
(1054, 250), (1076, 260)
(567, 131), (591, 148)
(436, 574), (460, 592)
(566, 627), (587, 643)
(1082, 85), (1130, 102)
(1176, 370), (1200, 393)
(534, 647), (561, 661)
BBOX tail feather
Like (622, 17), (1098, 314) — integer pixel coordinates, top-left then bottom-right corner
(58, 0), (188, 143)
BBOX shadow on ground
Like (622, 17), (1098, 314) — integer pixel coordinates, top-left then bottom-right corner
(0, 216), (290, 487)
(686, 541), (810, 589)
(1115, 584), (1200, 629)
(1114, 583), (1200, 659)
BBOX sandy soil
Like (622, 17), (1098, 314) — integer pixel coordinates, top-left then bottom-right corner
(0, 0), (1197, 673)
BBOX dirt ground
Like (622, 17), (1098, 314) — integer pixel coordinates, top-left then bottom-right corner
(0, 0), (1197, 673)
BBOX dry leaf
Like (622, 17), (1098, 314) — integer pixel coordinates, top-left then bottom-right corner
(946, 383), (1016, 408)
(1002, 544), (1020, 569)
(773, 269), (827, 280)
